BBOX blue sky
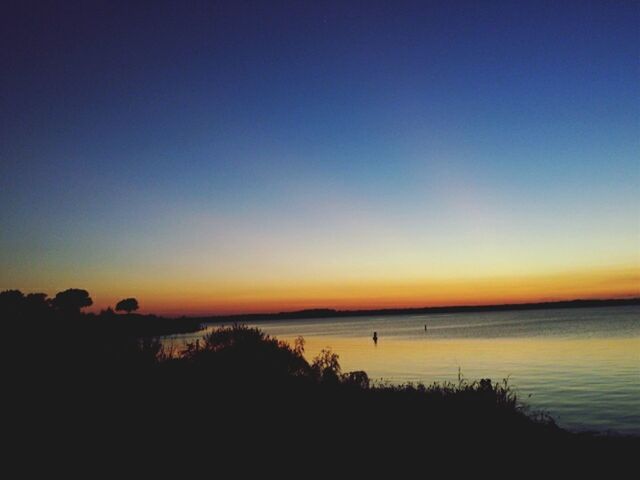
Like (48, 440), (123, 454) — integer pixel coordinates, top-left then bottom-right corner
(1, 1), (638, 313)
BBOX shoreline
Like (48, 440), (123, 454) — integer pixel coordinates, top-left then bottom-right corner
(194, 297), (640, 324)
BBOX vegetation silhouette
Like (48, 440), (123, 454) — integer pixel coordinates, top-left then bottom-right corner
(115, 297), (139, 314)
(51, 288), (93, 315)
(1, 289), (200, 339)
(2, 287), (637, 467)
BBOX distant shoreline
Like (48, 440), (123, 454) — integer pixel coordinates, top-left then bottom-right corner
(195, 297), (640, 324)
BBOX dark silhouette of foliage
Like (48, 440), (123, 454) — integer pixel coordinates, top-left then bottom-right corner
(342, 370), (370, 389)
(52, 288), (93, 314)
(100, 306), (116, 317)
(181, 324), (312, 382)
(4, 286), (638, 466)
(0, 289), (26, 318)
(312, 348), (341, 383)
(115, 298), (139, 314)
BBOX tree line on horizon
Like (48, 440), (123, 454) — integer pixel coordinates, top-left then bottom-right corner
(0, 288), (139, 317)
(1, 288), (201, 338)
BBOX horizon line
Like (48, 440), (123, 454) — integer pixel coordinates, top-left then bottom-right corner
(182, 296), (640, 320)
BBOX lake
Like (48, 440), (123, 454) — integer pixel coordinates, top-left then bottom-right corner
(164, 306), (640, 435)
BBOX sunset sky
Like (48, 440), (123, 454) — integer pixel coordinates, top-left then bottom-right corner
(1, 1), (639, 315)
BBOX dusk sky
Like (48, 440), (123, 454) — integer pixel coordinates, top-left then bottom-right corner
(2, 1), (639, 314)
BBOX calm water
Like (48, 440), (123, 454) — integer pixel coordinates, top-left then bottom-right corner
(165, 306), (640, 435)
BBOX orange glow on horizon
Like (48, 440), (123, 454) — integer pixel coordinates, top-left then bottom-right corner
(85, 264), (639, 316)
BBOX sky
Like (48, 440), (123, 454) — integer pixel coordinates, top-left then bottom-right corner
(1, 0), (639, 315)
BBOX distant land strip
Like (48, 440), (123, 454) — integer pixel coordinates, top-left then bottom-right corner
(194, 298), (640, 324)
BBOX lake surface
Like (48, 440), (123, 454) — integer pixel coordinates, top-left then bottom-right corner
(164, 306), (640, 435)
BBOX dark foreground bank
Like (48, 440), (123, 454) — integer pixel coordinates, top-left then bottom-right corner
(3, 290), (638, 469)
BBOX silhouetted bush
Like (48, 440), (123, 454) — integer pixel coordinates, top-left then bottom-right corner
(52, 288), (93, 315)
(311, 347), (342, 383)
(0, 289), (28, 319)
(4, 290), (638, 462)
(115, 298), (139, 314)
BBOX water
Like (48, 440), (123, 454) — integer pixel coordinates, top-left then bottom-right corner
(164, 306), (640, 435)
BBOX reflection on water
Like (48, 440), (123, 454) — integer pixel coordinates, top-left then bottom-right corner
(164, 306), (640, 434)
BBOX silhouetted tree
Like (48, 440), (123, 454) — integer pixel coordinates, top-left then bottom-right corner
(26, 292), (48, 304)
(115, 298), (139, 314)
(312, 348), (341, 383)
(25, 293), (50, 317)
(52, 289), (93, 315)
(0, 289), (25, 318)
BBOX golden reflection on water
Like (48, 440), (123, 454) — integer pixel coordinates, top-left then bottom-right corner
(287, 334), (640, 433)
(277, 335), (640, 385)
(168, 312), (640, 433)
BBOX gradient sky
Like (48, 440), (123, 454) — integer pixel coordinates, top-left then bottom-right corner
(1, 1), (639, 314)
